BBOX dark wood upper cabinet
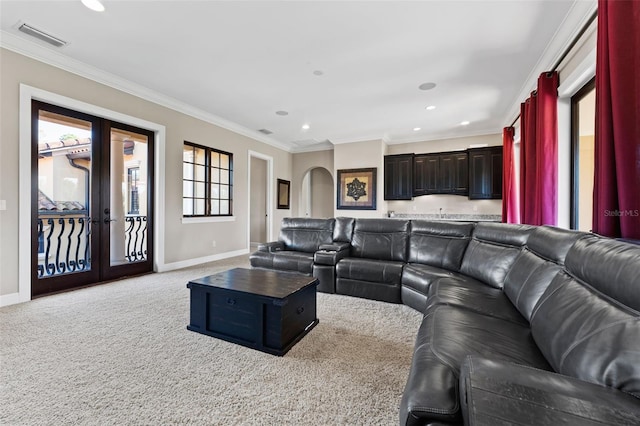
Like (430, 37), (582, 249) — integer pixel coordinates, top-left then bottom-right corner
(384, 154), (413, 200)
(413, 154), (440, 196)
(468, 146), (503, 199)
(413, 151), (468, 196)
(384, 147), (500, 200)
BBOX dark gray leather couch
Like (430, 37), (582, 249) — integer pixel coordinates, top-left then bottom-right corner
(249, 217), (336, 292)
(250, 217), (640, 425)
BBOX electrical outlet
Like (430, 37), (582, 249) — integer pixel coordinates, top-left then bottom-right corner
(211, 240), (217, 248)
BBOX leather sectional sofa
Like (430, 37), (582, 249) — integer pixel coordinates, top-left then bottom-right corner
(250, 217), (640, 425)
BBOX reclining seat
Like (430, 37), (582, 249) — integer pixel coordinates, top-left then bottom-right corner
(400, 223), (548, 425)
(249, 218), (335, 275)
(335, 218), (409, 303)
(530, 235), (640, 398)
(401, 220), (475, 312)
(426, 225), (588, 324)
(458, 236), (640, 425)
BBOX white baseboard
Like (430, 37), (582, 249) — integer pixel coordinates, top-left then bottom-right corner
(157, 248), (249, 272)
(0, 292), (28, 308)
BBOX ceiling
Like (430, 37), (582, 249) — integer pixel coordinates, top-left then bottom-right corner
(0, 0), (595, 152)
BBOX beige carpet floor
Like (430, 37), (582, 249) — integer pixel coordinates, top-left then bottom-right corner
(0, 255), (422, 425)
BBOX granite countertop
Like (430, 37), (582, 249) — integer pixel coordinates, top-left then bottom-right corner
(390, 213), (501, 222)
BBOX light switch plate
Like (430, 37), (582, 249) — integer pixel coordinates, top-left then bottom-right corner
(0, 200), (6, 211)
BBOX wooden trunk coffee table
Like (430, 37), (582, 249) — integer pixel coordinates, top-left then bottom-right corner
(187, 268), (319, 356)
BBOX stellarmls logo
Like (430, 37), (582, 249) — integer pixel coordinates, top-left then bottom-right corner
(604, 209), (640, 217)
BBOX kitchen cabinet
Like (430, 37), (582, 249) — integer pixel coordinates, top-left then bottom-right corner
(413, 151), (468, 196)
(384, 154), (413, 200)
(468, 147), (503, 199)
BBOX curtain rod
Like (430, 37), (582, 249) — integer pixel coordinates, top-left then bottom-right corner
(507, 9), (598, 129)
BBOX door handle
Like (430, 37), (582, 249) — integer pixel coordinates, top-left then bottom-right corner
(104, 218), (116, 224)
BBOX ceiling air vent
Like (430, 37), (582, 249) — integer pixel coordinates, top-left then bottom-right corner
(258, 129), (273, 135)
(18, 23), (67, 47)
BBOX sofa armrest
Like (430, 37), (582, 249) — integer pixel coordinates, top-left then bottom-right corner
(460, 356), (640, 426)
(314, 243), (350, 266)
(319, 242), (350, 251)
(257, 241), (285, 252)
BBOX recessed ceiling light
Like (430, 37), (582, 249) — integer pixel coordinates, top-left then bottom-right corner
(460, 121), (471, 126)
(275, 110), (289, 116)
(302, 124), (310, 130)
(313, 70), (324, 76)
(426, 105), (436, 110)
(81, 0), (105, 12)
(413, 127), (421, 131)
(418, 82), (436, 91)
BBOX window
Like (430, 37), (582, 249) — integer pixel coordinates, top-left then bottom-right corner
(183, 142), (233, 216)
(127, 167), (140, 214)
(570, 78), (595, 231)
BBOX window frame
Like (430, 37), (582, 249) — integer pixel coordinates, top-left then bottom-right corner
(182, 141), (233, 217)
(570, 77), (595, 230)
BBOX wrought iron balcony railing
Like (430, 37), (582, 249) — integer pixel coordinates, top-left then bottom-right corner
(37, 214), (147, 278)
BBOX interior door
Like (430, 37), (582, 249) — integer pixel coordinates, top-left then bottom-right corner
(32, 101), (154, 297)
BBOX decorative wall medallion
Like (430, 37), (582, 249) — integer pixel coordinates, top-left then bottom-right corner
(337, 168), (377, 210)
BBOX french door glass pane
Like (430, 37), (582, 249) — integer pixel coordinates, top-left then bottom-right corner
(37, 110), (92, 277)
(110, 128), (149, 266)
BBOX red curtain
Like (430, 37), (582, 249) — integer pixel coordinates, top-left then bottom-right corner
(502, 127), (519, 223)
(519, 72), (559, 226)
(593, 0), (640, 240)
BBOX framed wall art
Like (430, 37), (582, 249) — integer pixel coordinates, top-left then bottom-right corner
(336, 168), (377, 210)
(277, 179), (290, 209)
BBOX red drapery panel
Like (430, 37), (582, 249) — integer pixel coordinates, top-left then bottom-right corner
(502, 127), (519, 223)
(593, 0), (640, 239)
(535, 72), (559, 225)
(519, 72), (559, 226)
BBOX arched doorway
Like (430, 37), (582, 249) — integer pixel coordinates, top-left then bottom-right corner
(301, 167), (334, 218)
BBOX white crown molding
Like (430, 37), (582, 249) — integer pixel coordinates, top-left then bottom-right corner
(290, 142), (334, 153)
(0, 30), (293, 153)
(501, 0), (598, 125)
(385, 129), (501, 145)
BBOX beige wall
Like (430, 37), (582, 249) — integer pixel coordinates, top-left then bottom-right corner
(250, 157), (267, 243)
(578, 135), (595, 232)
(310, 168), (334, 218)
(386, 134), (503, 216)
(0, 48), (291, 297)
(334, 140), (386, 218)
(292, 149), (334, 217)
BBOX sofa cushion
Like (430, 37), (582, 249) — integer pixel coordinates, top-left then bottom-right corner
(336, 258), (404, 284)
(279, 217), (335, 253)
(531, 236), (640, 397)
(503, 226), (587, 322)
(400, 304), (550, 425)
(350, 218), (410, 262)
(408, 220), (474, 271)
(460, 223), (533, 289)
(402, 264), (459, 296)
(426, 277), (527, 326)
